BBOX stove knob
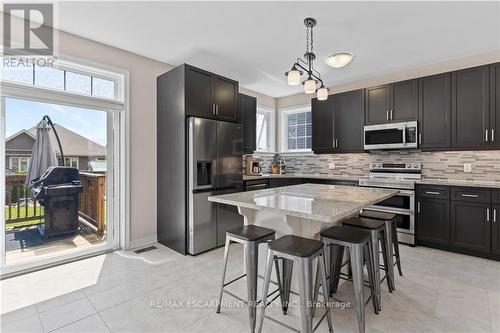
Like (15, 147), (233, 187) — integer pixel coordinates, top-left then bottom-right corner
(406, 163), (411, 168)
(414, 163), (419, 169)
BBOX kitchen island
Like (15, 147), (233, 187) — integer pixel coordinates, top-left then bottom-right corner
(208, 183), (398, 314)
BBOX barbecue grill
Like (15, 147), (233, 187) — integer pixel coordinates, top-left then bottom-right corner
(30, 166), (83, 239)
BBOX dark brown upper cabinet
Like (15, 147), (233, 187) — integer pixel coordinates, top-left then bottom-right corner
(365, 85), (391, 125)
(418, 73), (452, 149)
(336, 89), (365, 152)
(490, 63), (500, 148)
(185, 65), (239, 122)
(312, 97), (336, 153)
(452, 65), (490, 148)
(391, 79), (419, 122)
(365, 80), (418, 125)
(240, 93), (257, 153)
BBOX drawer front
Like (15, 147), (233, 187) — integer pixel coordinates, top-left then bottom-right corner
(244, 179), (269, 191)
(418, 185), (450, 200)
(451, 187), (491, 204)
(493, 191), (500, 205)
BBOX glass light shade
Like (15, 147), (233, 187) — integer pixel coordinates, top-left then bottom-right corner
(304, 79), (316, 94)
(317, 87), (328, 100)
(325, 52), (354, 68)
(287, 69), (301, 85)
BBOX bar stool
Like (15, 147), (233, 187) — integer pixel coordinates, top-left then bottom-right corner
(359, 210), (402, 279)
(216, 225), (280, 333)
(342, 216), (391, 311)
(316, 226), (378, 333)
(258, 235), (334, 333)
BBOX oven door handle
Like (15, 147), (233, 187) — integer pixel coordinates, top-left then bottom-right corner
(402, 126), (406, 145)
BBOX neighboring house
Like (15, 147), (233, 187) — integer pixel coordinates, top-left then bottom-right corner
(5, 124), (106, 173)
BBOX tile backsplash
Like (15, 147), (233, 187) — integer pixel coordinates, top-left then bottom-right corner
(252, 150), (500, 182)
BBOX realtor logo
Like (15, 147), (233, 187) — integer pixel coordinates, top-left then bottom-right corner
(3, 3), (54, 56)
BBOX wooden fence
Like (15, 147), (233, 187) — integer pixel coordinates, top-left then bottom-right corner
(78, 172), (106, 235)
(5, 173), (106, 235)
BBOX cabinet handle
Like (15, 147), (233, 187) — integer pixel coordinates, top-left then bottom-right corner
(386, 110), (389, 120)
(335, 139), (338, 148)
(486, 129), (489, 142)
(390, 110), (393, 120)
(492, 129), (495, 142)
(425, 191), (441, 195)
(461, 194), (479, 198)
(216, 104), (219, 116)
(419, 133), (422, 145)
(212, 104), (216, 115)
(494, 209), (497, 223)
(417, 202), (421, 213)
(487, 208), (490, 222)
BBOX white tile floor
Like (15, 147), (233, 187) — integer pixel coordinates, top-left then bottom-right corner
(1, 243), (499, 333)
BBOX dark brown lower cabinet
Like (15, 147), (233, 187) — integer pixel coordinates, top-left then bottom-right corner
(493, 205), (500, 255)
(417, 198), (450, 245)
(451, 201), (491, 254)
(268, 178), (302, 188)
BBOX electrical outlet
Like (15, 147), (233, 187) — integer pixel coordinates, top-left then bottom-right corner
(463, 163), (472, 173)
(329, 163), (335, 170)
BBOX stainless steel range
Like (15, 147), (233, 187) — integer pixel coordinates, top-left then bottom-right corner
(359, 162), (421, 245)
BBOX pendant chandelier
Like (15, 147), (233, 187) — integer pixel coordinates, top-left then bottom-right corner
(285, 17), (352, 101)
(285, 18), (328, 100)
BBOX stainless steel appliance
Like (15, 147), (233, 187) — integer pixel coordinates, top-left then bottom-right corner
(364, 121), (418, 150)
(359, 162), (421, 245)
(188, 117), (243, 254)
(245, 154), (263, 176)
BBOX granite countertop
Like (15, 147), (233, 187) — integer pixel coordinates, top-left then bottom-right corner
(208, 183), (398, 223)
(416, 179), (500, 189)
(243, 173), (361, 182)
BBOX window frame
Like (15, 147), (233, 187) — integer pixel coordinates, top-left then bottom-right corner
(279, 106), (313, 154)
(64, 156), (79, 169)
(0, 54), (130, 275)
(8, 156), (30, 173)
(256, 107), (275, 153)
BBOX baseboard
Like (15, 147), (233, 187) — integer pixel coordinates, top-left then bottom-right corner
(128, 235), (158, 250)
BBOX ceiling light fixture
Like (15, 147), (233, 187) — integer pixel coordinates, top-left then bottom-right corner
(325, 52), (354, 68)
(285, 17), (329, 100)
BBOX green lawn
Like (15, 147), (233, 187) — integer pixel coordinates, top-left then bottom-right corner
(4, 206), (44, 229)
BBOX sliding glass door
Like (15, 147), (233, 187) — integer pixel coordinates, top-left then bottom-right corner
(0, 57), (126, 275)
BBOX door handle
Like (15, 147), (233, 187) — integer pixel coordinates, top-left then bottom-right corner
(216, 104), (219, 116)
(419, 133), (422, 145)
(494, 209), (497, 223)
(492, 129), (495, 142)
(425, 191), (441, 195)
(486, 129), (489, 142)
(417, 201), (421, 213)
(390, 110), (393, 120)
(461, 194), (479, 198)
(487, 208), (490, 222)
(212, 104), (216, 115)
(335, 139), (338, 148)
(386, 110), (389, 121)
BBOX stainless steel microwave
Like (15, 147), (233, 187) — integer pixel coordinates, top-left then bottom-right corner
(364, 121), (418, 150)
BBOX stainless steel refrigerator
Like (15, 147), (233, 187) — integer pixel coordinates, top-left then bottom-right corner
(187, 117), (243, 254)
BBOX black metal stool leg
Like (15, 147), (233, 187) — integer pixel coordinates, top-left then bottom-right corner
(392, 223), (403, 276)
(379, 230), (394, 293)
(279, 259), (293, 315)
(364, 243), (379, 314)
(330, 245), (344, 295)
